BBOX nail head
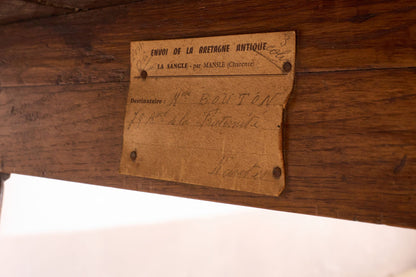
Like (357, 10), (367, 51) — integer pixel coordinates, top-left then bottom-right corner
(283, 62), (292, 73)
(140, 70), (148, 79)
(273, 167), (282, 179)
(130, 150), (137, 161)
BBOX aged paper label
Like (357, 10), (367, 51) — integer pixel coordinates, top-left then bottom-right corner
(120, 32), (295, 196)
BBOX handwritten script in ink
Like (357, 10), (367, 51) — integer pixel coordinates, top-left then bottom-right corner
(120, 31), (295, 197)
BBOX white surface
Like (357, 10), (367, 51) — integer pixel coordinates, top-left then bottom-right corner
(0, 174), (416, 277)
(0, 174), (243, 235)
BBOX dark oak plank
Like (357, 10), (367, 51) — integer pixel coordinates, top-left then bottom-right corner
(0, 0), (415, 87)
(1, 69), (415, 228)
(0, 0), (142, 25)
(27, 0), (141, 10)
(0, 0), (68, 25)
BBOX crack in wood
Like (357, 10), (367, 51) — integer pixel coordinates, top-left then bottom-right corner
(394, 154), (408, 174)
(22, 0), (84, 12)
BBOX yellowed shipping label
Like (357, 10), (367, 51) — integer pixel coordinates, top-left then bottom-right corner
(120, 31), (295, 196)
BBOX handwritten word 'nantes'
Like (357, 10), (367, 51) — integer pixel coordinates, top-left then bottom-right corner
(208, 155), (269, 180)
(150, 42), (268, 56)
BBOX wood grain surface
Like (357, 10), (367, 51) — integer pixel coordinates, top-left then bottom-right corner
(1, 0), (415, 87)
(0, 0), (68, 25)
(0, 0), (415, 228)
(0, 0), (141, 25)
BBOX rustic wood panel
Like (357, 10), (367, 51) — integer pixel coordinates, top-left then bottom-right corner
(0, 0), (68, 25)
(0, 69), (415, 228)
(0, 0), (141, 25)
(27, 0), (141, 10)
(0, 0), (415, 228)
(0, 0), (415, 87)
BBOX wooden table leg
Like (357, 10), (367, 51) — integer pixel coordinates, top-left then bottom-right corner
(0, 173), (10, 222)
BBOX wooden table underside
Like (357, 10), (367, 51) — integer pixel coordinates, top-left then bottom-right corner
(0, 0), (415, 228)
